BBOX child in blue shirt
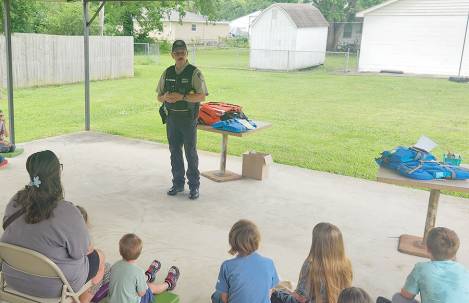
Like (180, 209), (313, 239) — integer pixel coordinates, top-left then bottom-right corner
(391, 227), (469, 303)
(212, 219), (279, 303)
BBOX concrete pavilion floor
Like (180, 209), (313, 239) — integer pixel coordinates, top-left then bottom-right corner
(1, 132), (468, 302)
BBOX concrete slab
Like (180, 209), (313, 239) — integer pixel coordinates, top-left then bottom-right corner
(0, 132), (468, 302)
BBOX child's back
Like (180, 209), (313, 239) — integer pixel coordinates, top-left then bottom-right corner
(109, 234), (180, 303)
(403, 260), (469, 303)
(213, 220), (279, 303)
(393, 227), (469, 303)
(217, 251), (278, 303)
(109, 260), (147, 303)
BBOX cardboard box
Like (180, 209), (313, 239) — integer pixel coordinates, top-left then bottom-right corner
(242, 151), (273, 180)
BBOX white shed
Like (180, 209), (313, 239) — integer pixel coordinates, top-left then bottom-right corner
(249, 3), (329, 70)
(357, 0), (469, 76)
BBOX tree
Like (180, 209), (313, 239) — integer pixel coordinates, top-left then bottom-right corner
(357, 0), (386, 10)
(1, 1), (218, 42)
(308, 0), (385, 50)
(38, 3), (96, 36)
(0, 1), (47, 33)
(213, 0), (300, 21)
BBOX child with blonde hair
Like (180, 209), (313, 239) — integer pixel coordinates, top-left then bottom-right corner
(109, 234), (180, 303)
(272, 222), (353, 303)
(212, 219), (279, 303)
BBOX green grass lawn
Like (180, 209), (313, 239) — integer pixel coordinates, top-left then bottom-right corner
(1, 49), (468, 187)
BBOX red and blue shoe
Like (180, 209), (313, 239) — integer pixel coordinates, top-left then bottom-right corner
(145, 260), (161, 283)
(164, 266), (180, 290)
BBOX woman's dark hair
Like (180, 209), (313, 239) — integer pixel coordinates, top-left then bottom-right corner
(15, 150), (63, 224)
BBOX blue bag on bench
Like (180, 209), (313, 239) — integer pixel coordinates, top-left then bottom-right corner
(212, 118), (257, 133)
(376, 146), (469, 180)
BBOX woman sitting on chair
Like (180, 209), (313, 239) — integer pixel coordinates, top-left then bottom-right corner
(1, 150), (106, 302)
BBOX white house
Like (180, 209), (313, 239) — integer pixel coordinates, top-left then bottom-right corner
(150, 10), (230, 44)
(249, 3), (329, 70)
(357, 0), (469, 76)
(229, 10), (261, 37)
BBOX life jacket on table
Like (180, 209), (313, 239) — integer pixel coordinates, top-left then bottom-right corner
(376, 146), (469, 180)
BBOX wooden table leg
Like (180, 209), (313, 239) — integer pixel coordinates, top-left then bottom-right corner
(398, 189), (440, 258)
(201, 134), (243, 182)
(219, 134), (228, 174)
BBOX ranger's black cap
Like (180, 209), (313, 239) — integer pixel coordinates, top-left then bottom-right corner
(172, 40), (187, 52)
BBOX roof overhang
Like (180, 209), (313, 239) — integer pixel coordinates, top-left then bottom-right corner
(356, 0), (400, 18)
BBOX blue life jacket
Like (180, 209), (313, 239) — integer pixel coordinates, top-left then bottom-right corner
(376, 146), (469, 180)
(212, 119), (257, 133)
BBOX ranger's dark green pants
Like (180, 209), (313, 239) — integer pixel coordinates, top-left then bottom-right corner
(166, 112), (200, 190)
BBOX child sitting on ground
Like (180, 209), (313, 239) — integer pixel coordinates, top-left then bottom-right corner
(75, 205), (112, 302)
(0, 110), (15, 153)
(76, 205), (94, 255)
(109, 233), (180, 303)
(271, 222), (353, 303)
(0, 155), (7, 168)
(212, 219), (279, 303)
(389, 227), (469, 303)
(338, 287), (372, 303)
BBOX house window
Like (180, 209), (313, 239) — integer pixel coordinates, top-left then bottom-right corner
(343, 24), (353, 38)
(356, 23), (363, 34)
(192, 24), (197, 31)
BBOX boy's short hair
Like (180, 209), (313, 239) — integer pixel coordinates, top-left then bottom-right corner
(337, 287), (372, 303)
(119, 233), (143, 261)
(228, 219), (260, 256)
(426, 227), (460, 260)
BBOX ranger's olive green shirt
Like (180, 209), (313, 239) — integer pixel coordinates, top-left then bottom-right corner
(156, 61), (209, 96)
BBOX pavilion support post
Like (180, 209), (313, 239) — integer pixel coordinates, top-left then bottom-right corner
(3, 0), (15, 144)
(83, 0), (91, 131)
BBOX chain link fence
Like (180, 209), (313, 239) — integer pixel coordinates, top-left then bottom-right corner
(186, 46), (358, 73)
(134, 43), (160, 64)
(133, 43), (359, 73)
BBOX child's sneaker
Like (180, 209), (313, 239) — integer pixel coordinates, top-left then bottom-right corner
(145, 260), (161, 282)
(164, 266), (180, 290)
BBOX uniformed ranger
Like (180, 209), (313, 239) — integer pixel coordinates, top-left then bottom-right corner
(157, 40), (208, 200)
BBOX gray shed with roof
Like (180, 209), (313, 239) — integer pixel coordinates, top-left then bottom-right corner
(249, 3), (329, 70)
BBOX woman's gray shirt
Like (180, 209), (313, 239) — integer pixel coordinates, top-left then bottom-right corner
(1, 197), (90, 297)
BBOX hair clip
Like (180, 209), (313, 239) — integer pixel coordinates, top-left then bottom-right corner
(29, 176), (42, 188)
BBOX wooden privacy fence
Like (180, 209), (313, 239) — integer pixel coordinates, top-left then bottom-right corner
(0, 33), (134, 88)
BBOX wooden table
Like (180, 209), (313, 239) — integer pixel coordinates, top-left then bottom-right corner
(377, 166), (469, 258)
(197, 121), (272, 182)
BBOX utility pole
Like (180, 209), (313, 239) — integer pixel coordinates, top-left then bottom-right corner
(458, 12), (469, 78)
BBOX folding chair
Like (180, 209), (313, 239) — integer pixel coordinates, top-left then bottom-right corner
(0, 242), (92, 303)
